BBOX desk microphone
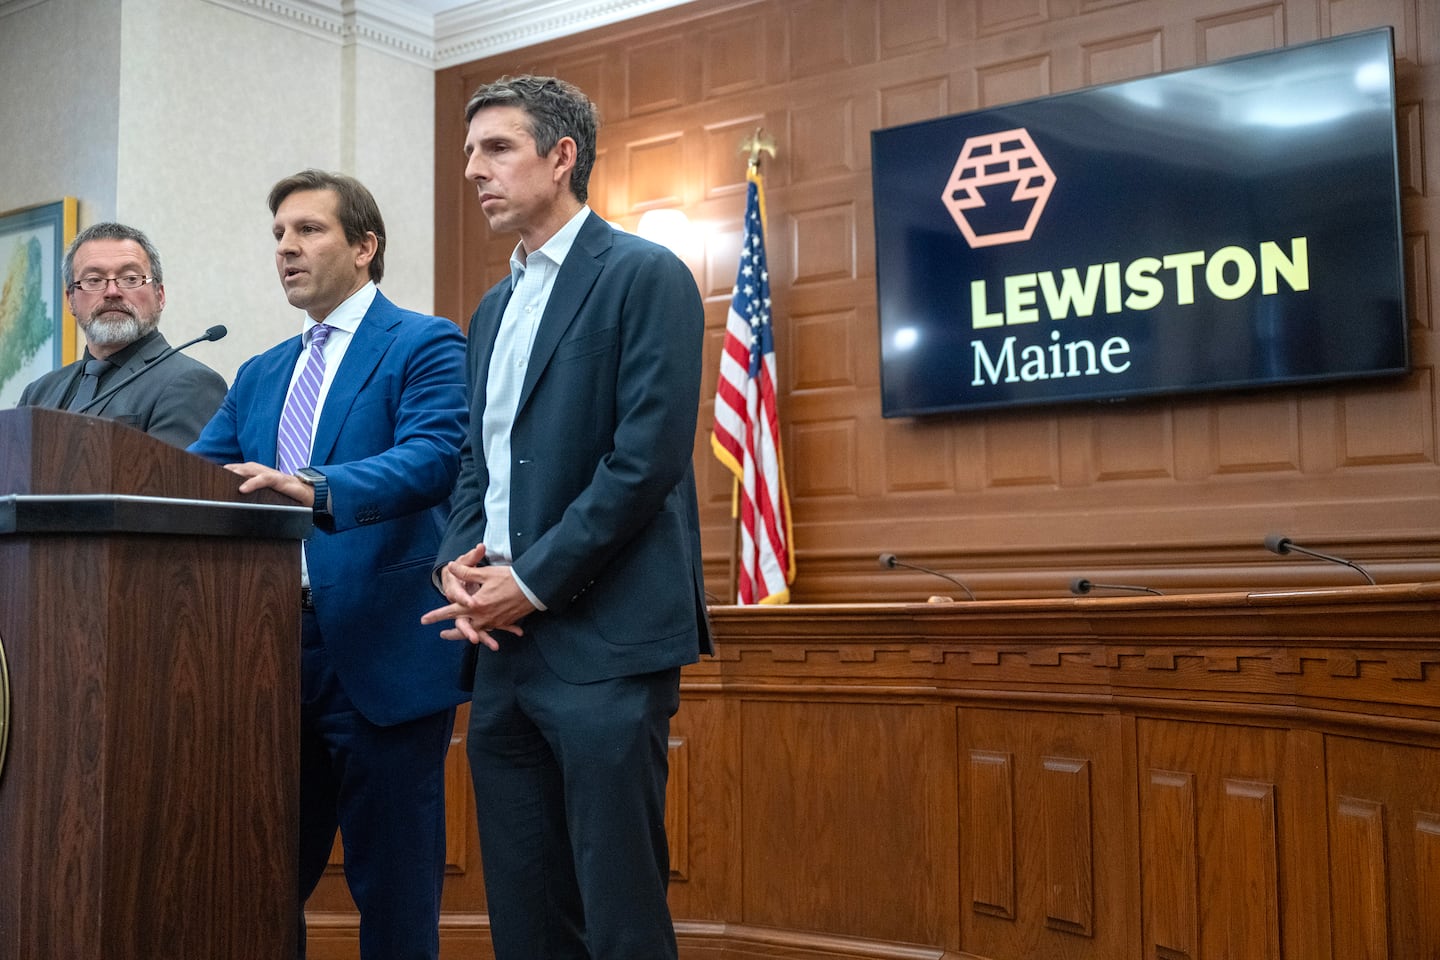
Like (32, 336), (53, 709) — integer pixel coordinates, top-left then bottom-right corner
(76, 325), (228, 414)
(878, 552), (975, 601)
(1263, 534), (1375, 585)
(1070, 577), (1163, 596)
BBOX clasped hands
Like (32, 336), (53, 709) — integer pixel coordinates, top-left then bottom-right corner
(421, 543), (531, 651)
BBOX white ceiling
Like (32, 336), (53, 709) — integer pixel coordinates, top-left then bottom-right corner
(177, 0), (699, 68)
(388, 0), (699, 67)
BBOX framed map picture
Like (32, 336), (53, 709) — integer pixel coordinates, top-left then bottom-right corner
(0, 198), (78, 409)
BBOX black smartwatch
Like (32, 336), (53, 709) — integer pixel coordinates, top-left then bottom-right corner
(294, 467), (331, 520)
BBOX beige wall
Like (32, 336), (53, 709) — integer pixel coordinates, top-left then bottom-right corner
(0, 0), (435, 384)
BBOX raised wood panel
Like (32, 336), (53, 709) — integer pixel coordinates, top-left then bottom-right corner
(666, 735), (691, 880)
(665, 693), (739, 922)
(1338, 373), (1436, 465)
(877, 0), (947, 58)
(1417, 812), (1440, 957)
(976, 54), (1051, 107)
(1326, 735), (1440, 960)
(788, 204), (856, 284)
(1196, 4), (1287, 62)
(787, 0), (858, 78)
(1221, 779), (1281, 960)
(984, 417), (1060, 486)
(1326, 0), (1419, 64)
(790, 309), (855, 392)
(1083, 30), (1165, 85)
(977, 0), (1047, 35)
(703, 117), (766, 200)
(885, 419), (955, 492)
(878, 76), (949, 128)
(703, 225), (744, 299)
(1092, 408), (1174, 482)
(1040, 757), (1094, 936)
(625, 133), (687, 210)
(443, 726), (470, 875)
(1212, 398), (1301, 474)
(1398, 101), (1425, 198)
(967, 750), (1017, 919)
(1138, 720), (1295, 960)
(1141, 769), (1199, 960)
(625, 35), (686, 116)
(791, 419), (858, 497)
(1331, 796), (1392, 960)
(957, 706), (1127, 960)
(702, 15), (767, 98)
(788, 98), (856, 185)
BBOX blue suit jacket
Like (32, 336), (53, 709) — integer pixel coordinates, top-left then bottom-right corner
(192, 291), (469, 725)
(437, 212), (713, 683)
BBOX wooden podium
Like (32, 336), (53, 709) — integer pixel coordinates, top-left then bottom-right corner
(0, 408), (311, 960)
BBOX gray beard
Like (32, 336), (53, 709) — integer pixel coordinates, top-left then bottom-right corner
(82, 313), (158, 348)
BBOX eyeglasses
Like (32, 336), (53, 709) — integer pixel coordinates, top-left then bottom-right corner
(69, 275), (157, 293)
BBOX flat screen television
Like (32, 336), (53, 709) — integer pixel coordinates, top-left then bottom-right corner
(871, 28), (1408, 418)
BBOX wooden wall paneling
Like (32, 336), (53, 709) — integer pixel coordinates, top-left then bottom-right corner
(957, 706), (1129, 960)
(738, 697), (942, 945)
(1326, 736), (1440, 960)
(1195, 4), (1289, 63)
(667, 687), (743, 924)
(966, 749), (1017, 920)
(1416, 811), (1440, 958)
(1137, 720), (1296, 960)
(1219, 778), (1282, 960)
(437, 0), (1440, 604)
(1040, 756), (1095, 936)
(1330, 796), (1392, 960)
(1140, 767), (1200, 960)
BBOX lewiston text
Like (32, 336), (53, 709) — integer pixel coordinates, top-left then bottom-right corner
(969, 237), (1309, 386)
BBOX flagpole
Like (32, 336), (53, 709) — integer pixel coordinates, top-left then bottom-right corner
(728, 128), (777, 604)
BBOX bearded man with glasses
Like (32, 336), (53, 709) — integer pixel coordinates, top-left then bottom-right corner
(16, 221), (227, 447)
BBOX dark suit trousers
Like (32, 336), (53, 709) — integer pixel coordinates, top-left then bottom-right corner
(298, 610), (455, 960)
(466, 637), (682, 960)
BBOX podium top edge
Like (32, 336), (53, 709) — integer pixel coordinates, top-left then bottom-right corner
(0, 494), (313, 540)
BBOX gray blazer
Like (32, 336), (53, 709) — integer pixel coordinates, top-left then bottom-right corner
(18, 331), (227, 448)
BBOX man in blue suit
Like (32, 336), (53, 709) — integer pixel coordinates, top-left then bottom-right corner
(422, 76), (713, 960)
(190, 169), (468, 960)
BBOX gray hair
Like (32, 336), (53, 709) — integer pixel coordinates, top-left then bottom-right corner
(464, 75), (599, 203)
(63, 222), (163, 287)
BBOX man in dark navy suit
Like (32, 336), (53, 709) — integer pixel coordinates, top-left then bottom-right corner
(423, 76), (712, 960)
(191, 169), (468, 960)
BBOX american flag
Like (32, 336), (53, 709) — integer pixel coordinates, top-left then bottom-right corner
(711, 168), (794, 604)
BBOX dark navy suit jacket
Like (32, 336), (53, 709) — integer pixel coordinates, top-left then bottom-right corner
(436, 211), (713, 683)
(192, 290), (470, 725)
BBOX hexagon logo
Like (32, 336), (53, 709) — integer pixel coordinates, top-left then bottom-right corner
(940, 128), (1056, 248)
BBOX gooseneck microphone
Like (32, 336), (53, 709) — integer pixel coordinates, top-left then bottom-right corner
(1264, 534), (1376, 585)
(1070, 577), (1163, 596)
(76, 325), (228, 414)
(878, 552), (976, 601)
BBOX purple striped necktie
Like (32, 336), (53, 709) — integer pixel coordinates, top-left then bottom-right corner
(276, 323), (332, 474)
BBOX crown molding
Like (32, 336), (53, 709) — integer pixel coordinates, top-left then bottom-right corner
(435, 0), (697, 68)
(201, 0), (436, 67)
(7, 0), (697, 68)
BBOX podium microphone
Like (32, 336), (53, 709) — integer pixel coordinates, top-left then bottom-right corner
(76, 325), (228, 414)
(878, 552), (976, 601)
(1263, 534), (1375, 585)
(1070, 577), (1162, 596)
